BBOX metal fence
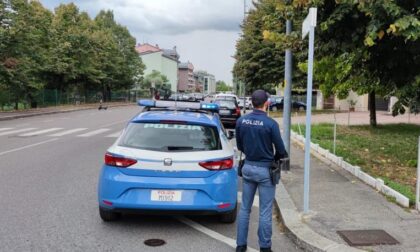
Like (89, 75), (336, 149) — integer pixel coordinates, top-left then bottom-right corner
(0, 89), (150, 111)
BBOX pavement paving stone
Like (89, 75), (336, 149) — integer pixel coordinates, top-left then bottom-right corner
(280, 143), (420, 252)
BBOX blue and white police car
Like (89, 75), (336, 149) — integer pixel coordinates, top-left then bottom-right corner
(98, 100), (238, 223)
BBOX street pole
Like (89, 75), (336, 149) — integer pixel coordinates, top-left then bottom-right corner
(333, 111), (337, 155)
(302, 8), (317, 214)
(416, 136), (420, 211)
(283, 18), (293, 158)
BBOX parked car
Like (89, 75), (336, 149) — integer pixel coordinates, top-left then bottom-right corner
(204, 94), (216, 103)
(269, 96), (306, 111)
(98, 100), (238, 223)
(214, 99), (241, 128)
(238, 97), (253, 110)
(215, 94), (239, 103)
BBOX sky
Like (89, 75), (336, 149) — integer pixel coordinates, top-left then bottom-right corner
(40, 0), (253, 85)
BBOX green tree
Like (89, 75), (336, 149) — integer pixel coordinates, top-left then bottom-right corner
(94, 10), (144, 101)
(233, 0), (287, 94)
(258, 0), (419, 126)
(0, 0), (53, 109)
(142, 70), (171, 97)
(216, 80), (232, 92)
(46, 3), (100, 97)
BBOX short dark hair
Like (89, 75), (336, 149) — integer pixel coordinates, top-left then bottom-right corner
(251, 90), (269, 108)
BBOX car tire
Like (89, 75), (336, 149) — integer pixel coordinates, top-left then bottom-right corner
(99, 207), (121, 222)
(248, 105), (252, 110)
(272, 106), (278, 112)
(299, 106), (305, 111)
(219, 202), (237, 223)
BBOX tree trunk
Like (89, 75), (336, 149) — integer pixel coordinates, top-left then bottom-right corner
(368, 90), (377, 127)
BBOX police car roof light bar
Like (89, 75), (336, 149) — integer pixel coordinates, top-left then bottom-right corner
(137, 99), (219, 113)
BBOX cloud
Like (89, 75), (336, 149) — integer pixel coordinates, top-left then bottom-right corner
(52, 0), (244, 35)
(40, 0), (251, 84)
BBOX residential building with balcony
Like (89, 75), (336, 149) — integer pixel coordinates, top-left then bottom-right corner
(194, 70), (216, 94)
(178, 62), (195, 92)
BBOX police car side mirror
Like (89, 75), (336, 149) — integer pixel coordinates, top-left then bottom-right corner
(227, 130), (235, 140)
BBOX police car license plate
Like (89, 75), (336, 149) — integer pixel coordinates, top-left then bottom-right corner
(219, 109), (230, 115)
(151, 190), (182, 202)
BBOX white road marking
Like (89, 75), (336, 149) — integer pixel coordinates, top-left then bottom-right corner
(0, 138), (58, 156)
(49, 128), (88, 137)
(101, 120), (128, 128)
(106, 131), (121, 138)
(0, 128), (13, 132)
(177, 217), (258, 252)
(77, 128), (110, 137)
(19, 128), (63, 137)
(238, 192), (259, 208)
(0, 128), (37, 136)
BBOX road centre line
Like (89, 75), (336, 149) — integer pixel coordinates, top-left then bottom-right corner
(0, 138), (58, 156)
(177, 217), (258, 252)
(0, 128), (37, 136)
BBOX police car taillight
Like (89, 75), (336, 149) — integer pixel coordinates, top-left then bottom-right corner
(199, 158), (233, 170)
(105, 153), (137, 168)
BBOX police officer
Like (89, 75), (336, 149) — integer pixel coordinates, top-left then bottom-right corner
(235, 90), (287, 252)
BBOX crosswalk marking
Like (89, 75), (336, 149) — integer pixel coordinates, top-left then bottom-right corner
(19, 128), (63, 137)
(106, 131), (121, 138)
(0, 128), (37, 136)
(49, 128), (88, 137)
(77, 128), (110, 137)
(0, 128), (13, 132)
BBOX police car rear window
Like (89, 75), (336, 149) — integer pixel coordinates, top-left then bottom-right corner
(119, 122), (221, 152)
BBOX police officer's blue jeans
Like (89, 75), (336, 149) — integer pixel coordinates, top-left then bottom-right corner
(236, 163), (275, 248)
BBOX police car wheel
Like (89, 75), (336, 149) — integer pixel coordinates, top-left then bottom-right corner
(99, 206), (121, 222)
(219, 202), (237, 223)
(272, 106), (278, 112)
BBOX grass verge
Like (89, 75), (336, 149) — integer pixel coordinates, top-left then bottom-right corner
(291, 123), (420, 206)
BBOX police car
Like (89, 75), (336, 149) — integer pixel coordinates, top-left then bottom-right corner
(98, 100), (238, 223)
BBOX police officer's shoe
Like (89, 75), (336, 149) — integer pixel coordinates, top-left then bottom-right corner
(260, 248), (272, 252)
(236, 245), (247, 252)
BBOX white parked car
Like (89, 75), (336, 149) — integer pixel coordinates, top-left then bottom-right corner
(238, 97), (252, 109)
(214, 94), (239, 103)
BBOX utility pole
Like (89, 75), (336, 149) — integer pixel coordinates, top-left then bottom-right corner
(283, 1), (293, 157)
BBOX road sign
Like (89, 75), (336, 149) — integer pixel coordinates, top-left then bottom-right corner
(302, 7), (317, 214)
(302, 8), (317, 39)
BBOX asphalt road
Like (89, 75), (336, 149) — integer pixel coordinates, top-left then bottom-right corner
(0, 105), (301, 252)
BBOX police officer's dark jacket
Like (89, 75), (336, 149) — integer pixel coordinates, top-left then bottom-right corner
(235, 109), (287, 168)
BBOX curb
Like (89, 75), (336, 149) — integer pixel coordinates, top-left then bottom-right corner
(290, 131), (410, 208)
(275, 182), (365, 252)
(0, 103), (135, 121)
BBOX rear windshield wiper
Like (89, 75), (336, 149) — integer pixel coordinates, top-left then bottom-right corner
(164, 146), (195, 151)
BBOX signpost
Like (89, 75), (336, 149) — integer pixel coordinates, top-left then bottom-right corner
(302, 7), (317, 214)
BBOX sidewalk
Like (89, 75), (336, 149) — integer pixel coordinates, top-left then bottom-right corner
(277, 142), (420, 252)
(0, 102), (135, 121)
